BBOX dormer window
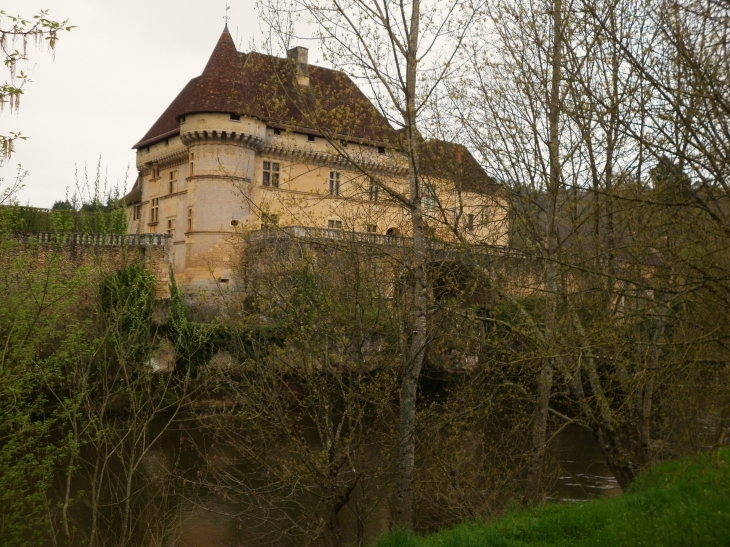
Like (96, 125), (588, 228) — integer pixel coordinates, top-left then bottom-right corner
(230, 113), (241, 121)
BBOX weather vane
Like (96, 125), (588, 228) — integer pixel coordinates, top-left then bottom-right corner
(224, 2), (231, 25)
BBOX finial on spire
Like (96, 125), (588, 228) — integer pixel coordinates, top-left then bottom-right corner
(223, 2), (231, 31)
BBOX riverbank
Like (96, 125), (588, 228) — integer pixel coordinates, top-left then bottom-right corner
(375, 447), (730, 547)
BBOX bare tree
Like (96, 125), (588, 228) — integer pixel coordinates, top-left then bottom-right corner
(255, 0), (484, 527)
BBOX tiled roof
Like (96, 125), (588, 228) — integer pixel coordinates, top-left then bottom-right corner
(133, 29), (395, 149)
(420, 139), (498, 195)
(123, 176), (142, 204)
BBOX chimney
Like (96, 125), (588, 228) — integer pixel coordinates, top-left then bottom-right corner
(287, 46), (310, 86)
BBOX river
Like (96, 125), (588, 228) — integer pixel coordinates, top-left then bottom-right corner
(49, 416), (619, 547)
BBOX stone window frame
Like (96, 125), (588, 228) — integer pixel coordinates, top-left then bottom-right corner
(329, 171), (341, 196)
(262, 161), (280, 187)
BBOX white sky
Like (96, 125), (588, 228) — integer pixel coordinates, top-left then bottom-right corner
(0, 0), (293, 208)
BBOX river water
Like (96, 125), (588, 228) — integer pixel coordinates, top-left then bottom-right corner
(50, 416), (619, 547)
(547, 424), (621, 501)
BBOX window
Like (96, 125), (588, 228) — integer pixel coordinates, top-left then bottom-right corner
(480, 206), (490, 225)
(308, 134), (315, 142)
(169, 170), (177, 194)
(167, 218), (176, 237)
(151, 166), (160, 179)
(190, 161), (194, 175)
(133, 204), (141, 220)
(467, 213), (474, 231)
(423, 184), (437, 209)
(262, 161), (280, 187)
(165, 139), (169, 147)
(180, 116), (186, 123)
(230, 113), (241, 121)
(187, 208), (193, 232)
(366, 224), (378, 233)
(327, 219), (343, 229)
(369, 183), (379, 201)
(378, 146), (386, 154)
(329, 171), (340, 196)
(150, 198), (159, 223)
(274, 128), (281, 135)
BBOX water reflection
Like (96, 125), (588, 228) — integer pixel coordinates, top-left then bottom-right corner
(548, 424), (621, 501)
(52, 417), (619, 546)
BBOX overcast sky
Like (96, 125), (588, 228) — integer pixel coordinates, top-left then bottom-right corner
(0, 0), (304, 208)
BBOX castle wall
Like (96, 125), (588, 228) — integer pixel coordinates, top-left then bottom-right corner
(5, 234), (173, 300)
(128, 113), (510, 294)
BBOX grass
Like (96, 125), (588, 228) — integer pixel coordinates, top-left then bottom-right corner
(375, 448), (730, 547)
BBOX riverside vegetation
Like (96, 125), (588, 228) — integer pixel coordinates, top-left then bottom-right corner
(375, 448), (730, 547)
(2, 2), (730, 546)
(0, 226), (727, 546)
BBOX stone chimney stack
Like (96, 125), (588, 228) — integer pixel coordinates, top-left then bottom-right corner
(287, 46), (310, 86)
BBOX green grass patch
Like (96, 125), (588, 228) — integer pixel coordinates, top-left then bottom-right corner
(375, 448), (730, 547)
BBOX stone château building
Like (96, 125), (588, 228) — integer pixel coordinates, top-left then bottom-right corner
(125, 26), (507, 293)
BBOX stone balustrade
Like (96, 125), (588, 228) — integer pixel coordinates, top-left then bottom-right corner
(24, 233), (172, 247)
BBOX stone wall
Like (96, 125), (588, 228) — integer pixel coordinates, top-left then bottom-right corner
(9, 233), (173, 300)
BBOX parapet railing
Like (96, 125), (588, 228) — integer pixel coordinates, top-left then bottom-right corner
(20, 233), (172, 247)
(248, 225), (524, 256)
(249, 225), (411, 247)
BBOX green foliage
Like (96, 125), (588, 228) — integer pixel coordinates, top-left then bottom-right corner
(0, 243), (87, 545)
(0, 204), (128, 234)
(101, 265), (155, 343)
(0, 9), (74, 161)
(165, 270), (216, 375)
(373, 448), (730, 547)
(0, 419), (59, 547)
(51, 200), (73, 211)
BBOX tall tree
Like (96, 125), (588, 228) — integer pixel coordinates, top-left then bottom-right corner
(257, 0), (482, 527)
(453, 0), (687, 492)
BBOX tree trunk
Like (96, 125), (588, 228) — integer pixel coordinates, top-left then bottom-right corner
(527, 0), (563, 503)
(396, 0), (426, 529)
